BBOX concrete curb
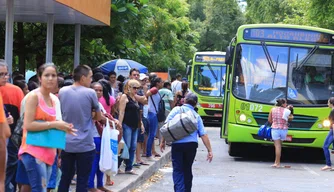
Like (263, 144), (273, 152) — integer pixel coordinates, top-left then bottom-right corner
(110, 146), (172, 192)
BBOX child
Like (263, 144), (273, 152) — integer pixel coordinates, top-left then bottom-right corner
(282, 105), (294, 121)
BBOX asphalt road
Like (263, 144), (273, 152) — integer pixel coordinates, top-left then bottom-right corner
(138, 127), (334, 192)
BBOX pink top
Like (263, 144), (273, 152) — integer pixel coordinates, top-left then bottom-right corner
(99, 96), (115, 114)
(19, 90), (57, 165)
(271, 107), (288, 129)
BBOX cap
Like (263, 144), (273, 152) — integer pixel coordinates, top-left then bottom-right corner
(182, 77), (188, 82)
(139, 73), (148, 81)
(185, 92), (198, 103)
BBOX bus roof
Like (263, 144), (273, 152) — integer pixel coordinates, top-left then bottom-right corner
(238, 24), (334, 34)
(195, 51), (226, 56)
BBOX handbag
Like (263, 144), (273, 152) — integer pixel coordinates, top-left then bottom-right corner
(11, 114), (24, 148)
(257, 122), (272, 140)
(160, 107), (198, 143)
(26, 120), (66, 149)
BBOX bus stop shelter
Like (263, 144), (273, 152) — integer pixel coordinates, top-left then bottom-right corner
(0, 0), (111, 75)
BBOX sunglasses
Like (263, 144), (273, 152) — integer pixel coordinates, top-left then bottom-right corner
(0, 72), (9, 78)
(132, 87), (140, 90)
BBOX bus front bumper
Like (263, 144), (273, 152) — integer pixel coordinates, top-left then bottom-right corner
(227, 123), (329, 148)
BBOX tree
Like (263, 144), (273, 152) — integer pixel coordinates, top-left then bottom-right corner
(199, 0), (245, 51)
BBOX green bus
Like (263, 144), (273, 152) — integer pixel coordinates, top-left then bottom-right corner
(221, 24), (334, 156)
(188, 51), (226, 122)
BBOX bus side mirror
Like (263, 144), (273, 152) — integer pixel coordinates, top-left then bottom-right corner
(225, 46), (234, 65)
(186, 65), (192, 76)
(188, 59), (192, 65)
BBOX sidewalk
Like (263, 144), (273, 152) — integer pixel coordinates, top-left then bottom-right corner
(70, 140), (171, 192)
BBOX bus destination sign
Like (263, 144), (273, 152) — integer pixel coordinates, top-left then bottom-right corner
(243, 28), (334, 44)
(195, 55), (225, 63)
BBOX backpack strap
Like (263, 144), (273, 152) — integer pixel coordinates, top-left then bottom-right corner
(150, 95), (158, 114)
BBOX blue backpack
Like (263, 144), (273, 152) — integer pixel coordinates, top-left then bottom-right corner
(258, 122), (272, 140)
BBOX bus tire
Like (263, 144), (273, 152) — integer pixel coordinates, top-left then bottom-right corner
(228, 142), (242, 157)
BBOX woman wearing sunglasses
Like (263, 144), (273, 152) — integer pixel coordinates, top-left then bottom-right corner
(118, 80), (143, 175)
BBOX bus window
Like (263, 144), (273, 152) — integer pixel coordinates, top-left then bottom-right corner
(288, 48), (334, 105)
(193, 65), (226, 97)
(232, 44), (288, 103)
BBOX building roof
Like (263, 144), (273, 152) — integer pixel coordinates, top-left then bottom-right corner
(0, 0), (110, 25)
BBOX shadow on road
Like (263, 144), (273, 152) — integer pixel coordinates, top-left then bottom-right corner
(232, 144), (325, 164)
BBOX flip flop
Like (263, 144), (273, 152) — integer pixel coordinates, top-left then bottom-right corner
(105, 180), (114, 186)
(271, 164), (280, 168)
(138, 161), (149, 166)
(154, 154), (161, 158)
(321, 166), (332, 171)
(133, 163), (141, 167)
(125, 170), (138, 175)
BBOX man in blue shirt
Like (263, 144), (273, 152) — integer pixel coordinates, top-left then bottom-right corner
(160, 93), (213, 192)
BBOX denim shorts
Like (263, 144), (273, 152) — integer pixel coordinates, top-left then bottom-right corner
(17, 153), (52, 192)
(271, 129), (288, 141)
(17, 154), (58, 189)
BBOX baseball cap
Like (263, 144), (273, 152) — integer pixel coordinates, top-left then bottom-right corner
(139, 73), (148, 81)
(185, 92), (198, 103)
(182, 77), (188, 82)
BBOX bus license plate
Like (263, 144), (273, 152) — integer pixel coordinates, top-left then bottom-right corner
(286, 135), (292, 142)
(214, 113), (222, 117)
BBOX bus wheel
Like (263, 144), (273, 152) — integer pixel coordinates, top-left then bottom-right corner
(228, 142), (242, 157)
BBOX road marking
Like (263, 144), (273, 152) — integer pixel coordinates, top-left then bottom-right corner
(301, 165), (320, 176)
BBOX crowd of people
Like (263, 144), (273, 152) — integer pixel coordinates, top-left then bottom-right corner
(0, 58), (213, 192)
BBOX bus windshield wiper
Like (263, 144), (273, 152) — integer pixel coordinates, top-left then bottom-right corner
(296, 45), (319, 70)
(206, 63), (218, 81)
(261, 41), (276, 73)
(271, 55), (279, 89)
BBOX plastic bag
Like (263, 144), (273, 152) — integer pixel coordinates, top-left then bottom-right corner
(120, 139), (130, 160)
(109, 121), (119, 176)
(99, 120), (112, 176)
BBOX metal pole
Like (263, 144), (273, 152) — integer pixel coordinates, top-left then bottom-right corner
(5, 0), (14, 79)
(74, 24), (81, 68)
(46, 14), (54, 63)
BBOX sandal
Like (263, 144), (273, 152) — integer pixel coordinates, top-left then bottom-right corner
(321, 166), (332, 171)
(133, 163), (141, 167)
(118, 169), (125, 174)
(271, 164), (280, 168)
(105, 180), (114, 186)
(125, 170), (138, 175)
(154, 154), (161, 158)
(138, 161), (149, 166)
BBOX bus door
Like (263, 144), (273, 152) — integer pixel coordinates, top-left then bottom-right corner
(221, 47), (234, 138)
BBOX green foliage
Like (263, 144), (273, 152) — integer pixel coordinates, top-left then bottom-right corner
(193, 0), (245, 51)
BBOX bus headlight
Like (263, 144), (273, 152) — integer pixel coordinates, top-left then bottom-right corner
(323, 120), (330, 127)
(239, 114), (247, 122)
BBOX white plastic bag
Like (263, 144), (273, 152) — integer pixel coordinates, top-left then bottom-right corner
(99, 120), (113, 176)
(109, 121), (119, 176)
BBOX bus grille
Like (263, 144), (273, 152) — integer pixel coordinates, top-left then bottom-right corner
(252, 112), (318, 130)
(204, 109), (223, 116)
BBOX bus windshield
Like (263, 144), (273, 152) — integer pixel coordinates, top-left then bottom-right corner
(233, 44), (334, 105)
(193, 65), (226, 97)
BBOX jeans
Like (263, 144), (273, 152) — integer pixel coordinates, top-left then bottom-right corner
(58, 149), (95, 192)
(5, 139), (18, 192)
(21, 153), (52, 192)
(88, 137), (103, 188)
(47, 154), (58, 189)
(323, 129), (334, 166)
(123, 123), (138, 171)
(146, 112), (158, 157)
(172, 142), (198, 192)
